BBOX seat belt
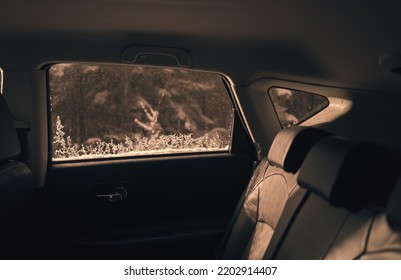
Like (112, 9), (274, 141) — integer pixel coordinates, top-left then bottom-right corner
(263, 187), (310, 259)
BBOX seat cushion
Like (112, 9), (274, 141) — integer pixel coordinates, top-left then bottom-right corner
(221, 126), (331, 259)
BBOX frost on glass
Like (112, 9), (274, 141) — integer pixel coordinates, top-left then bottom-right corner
(49, 64), (233, 161)
(268, 87), (329, 127)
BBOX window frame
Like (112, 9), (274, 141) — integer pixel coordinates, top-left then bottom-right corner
(45, 62), (239, 164)
(268, 86), (330, 128)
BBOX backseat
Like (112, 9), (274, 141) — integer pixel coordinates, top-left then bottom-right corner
(270, 135), (401, 259)
(324, 174), (401, 260)
(220, 126), (331, 259)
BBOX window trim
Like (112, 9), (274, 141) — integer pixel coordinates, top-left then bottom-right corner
(45, 62), (238, 164)
(268, 86), (330, 128)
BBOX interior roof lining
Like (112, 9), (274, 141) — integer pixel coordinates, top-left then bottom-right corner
(1, 1), (401, 91)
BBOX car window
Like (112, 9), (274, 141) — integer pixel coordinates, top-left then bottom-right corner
(268, 87), (329, 127)
(49, 63), (234, 161)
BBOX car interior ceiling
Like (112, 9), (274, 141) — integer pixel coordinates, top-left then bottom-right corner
(2, 0), (401, 259)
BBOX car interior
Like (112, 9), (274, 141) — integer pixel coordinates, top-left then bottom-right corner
(2, 0), (401, 260)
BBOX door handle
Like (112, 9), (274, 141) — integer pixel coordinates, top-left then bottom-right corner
(96, 186), (127, 202)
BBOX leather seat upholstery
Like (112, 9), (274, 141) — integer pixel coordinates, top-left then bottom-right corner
(221, 126), (331, 259)
(272, 135), (401, 259)
(298, 136), (401, 210)
(327, 177), (401, 260)
(387, 177), (401, 231)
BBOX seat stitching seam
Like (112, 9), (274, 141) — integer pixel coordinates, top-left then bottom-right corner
(354, 212), (377, 260)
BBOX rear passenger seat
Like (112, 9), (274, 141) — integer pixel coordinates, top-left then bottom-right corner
(271, 135), (401, 259)
(220, 126), (331, 259)
(222, 126), (401, 260)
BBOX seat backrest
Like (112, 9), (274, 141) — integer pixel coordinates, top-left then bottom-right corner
(0, 94), (32, 220)
(220, 126), (331, 259)
(325, 176), (401, 260)
(272, 135), (401, 259)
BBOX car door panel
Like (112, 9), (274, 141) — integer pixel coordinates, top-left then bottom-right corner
(45, 153), (252, 259)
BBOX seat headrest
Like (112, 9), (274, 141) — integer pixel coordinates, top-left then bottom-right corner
(0, 94), (20, 162)
(267, 126), (332, 173)
(387, 177), (401, 231)
(298, 136), (401, 210)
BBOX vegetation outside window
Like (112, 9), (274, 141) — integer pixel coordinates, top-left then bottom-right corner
(269, 87), (329, 127)
(49, 63), (234, 161)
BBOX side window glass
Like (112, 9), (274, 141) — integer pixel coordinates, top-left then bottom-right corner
(268, 87), (329, 127)
(49, 63), (234, 161)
